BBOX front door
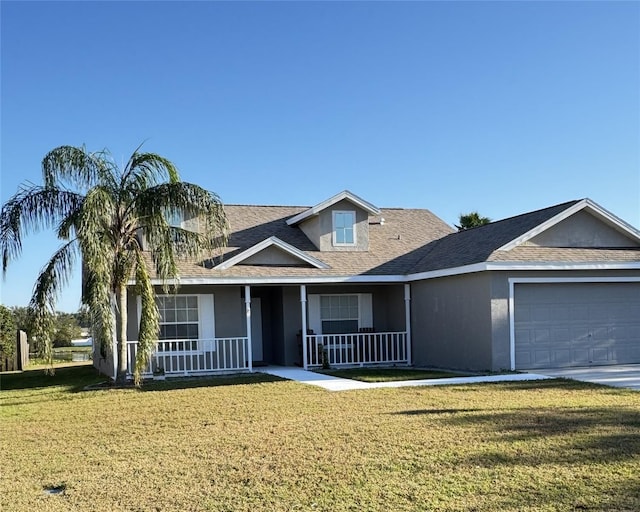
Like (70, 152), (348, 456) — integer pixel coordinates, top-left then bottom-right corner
(251, 297), (263, 362)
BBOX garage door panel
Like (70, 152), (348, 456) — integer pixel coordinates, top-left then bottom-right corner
(591, 327), (608, 340)
(571, 327), (590, 342)
(588, 307), (609, 322)
(532, 307), (551, 322)
(516, 350), (532, 366)
(551, 328), (570, 342)
(514, 306), (530, 323)
(515, 329), (530, 344)
(625, 327), (639, 341)
(570, 306), (589, 321)
(533, 350), (551, 365)
(591, 348), (609, 363)
(550, 308), (570, 321)
(533, 329), (550, 343)
(514, 282), (640, 369)
(608, 326), (622, 339)
(570, 349), (590, 365)
(618, 345), (640, 361)
(552, 349), (573, 365)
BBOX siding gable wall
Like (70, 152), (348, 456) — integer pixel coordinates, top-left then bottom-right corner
(526, 210), (638, 248)
(242, 245), (313, 266)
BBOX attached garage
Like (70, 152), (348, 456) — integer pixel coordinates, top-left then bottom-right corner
(512, 280), (640, 370)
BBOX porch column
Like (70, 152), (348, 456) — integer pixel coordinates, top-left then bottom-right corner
(300, 285), (308, 370)
(112, 292), (118, 381)
(245, 285), (253, 372)
(404, 284), (412, 365)
(112, 334), (118, 382)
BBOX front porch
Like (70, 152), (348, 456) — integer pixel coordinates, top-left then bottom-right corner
(125, 329), (409, 379)
(304, 331), (409, 367)
(118, 283), (413, 379)
(126, 337), (251, 379)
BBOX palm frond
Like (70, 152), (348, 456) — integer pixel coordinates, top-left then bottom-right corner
(136, 182), (229, 249)
(122, 150), (180, 192)
(82, 269), (115, 362)
(29, 305), (55, 373)
(75, 186), (117, 242)
(132, 248), (160, 386)
(1, 185), (84, 273)
(28, 240), (79, 370)
(30, 239), (79, 313)
(42, 145), (117, 191)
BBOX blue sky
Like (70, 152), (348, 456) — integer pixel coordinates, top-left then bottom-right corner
(1, 1), (639, 312)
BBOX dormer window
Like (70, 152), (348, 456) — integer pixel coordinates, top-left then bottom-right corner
(166, 209), (183, 228)
(333, 211), (356, 246)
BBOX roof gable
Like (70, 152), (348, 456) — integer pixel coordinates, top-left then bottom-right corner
(214, 236), (330, 270)
(409, 199), (640, 274)
(286, 190), (380, 226)
(498, 199), (640, 250)
(408, 200), (581, 273)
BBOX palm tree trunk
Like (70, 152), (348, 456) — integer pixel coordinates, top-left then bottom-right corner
(115, 284), (128, 384)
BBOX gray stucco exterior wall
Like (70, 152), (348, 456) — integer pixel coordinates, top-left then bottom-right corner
(281, 286), (303, 365)
(411, 273), (493, 371)
(125, 285), (245, 341)
(527, 210), (637, 247)
(410, 269), (640, 372)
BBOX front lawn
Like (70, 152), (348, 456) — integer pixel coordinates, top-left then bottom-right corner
(1, 364), (638, 511)
(316, 367), (470, 382)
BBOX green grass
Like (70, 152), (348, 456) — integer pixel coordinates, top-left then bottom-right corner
(317, 367), (471, 382)
(1, 364), (639, 512)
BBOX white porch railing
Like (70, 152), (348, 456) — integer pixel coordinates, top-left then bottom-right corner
(126, 337), (250, 378)
(305, 332), (408, 367)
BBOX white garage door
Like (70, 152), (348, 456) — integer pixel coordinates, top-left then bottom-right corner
(514, 282), (640, 369)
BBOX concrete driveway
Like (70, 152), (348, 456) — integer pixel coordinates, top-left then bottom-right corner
(530, 364), (640, 390)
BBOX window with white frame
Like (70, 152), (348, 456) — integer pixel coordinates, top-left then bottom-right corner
(333, 211), (356, 246)
(165, 209), (183, 228)
(320, 295), (359, 334)
(157, 295), (199, 350)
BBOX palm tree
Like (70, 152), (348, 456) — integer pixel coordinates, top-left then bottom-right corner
(455, 211), (491, 231)
(1, 145), (228, 384)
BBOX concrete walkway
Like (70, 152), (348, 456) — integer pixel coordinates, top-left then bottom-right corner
(531, 364), (640, 390)
(258, 366), (553, 392)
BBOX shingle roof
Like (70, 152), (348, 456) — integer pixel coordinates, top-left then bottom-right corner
(150, 204), (454, 280)
(488, 246), (640, 263)
(143, 198), (639, 282)
(410, 200), (572, 272)
(410, 199), (640, 273)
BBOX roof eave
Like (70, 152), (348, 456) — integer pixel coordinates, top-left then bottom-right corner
(214, 236), (330, 270)
(497, 199), (640, 251)
(286, 190), (381, 226)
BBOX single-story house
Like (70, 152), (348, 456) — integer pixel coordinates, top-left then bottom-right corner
(94, 190), (640, 379)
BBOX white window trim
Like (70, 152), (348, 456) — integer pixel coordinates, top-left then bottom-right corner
(166, 209), (201, 232)
(320, 294), (360, 323)
(138, 294), (216, 354)
(332, 210), (357, 246)
(154, 294), (201, 354)
(309, 293), (373, 334)
(167, 211), (183, 228)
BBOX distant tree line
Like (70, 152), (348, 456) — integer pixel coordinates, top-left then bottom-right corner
(0, 305), (90, 358)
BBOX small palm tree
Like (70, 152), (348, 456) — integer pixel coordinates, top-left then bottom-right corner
(456, 211), (491, 231)
(1, 145), (228, 384)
